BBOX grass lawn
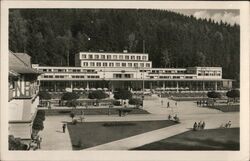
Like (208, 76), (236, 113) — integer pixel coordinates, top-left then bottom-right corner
(41, 107), (150, 116)
(133, 128), (239, 150)
(211, 105), (239, 112)
(67, 120), (176, 150)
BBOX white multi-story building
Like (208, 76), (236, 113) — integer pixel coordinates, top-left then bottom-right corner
(33, 51), (233, 92)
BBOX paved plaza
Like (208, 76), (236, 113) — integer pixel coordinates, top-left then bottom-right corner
(39, 96), (239, 150)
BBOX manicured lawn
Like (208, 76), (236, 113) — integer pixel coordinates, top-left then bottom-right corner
(67, 120), (176, 150)
(211, 105), (239, 112)
(40, 107), (150, 116)
(133, 128), (239, 150)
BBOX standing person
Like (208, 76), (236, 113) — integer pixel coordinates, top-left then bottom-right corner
(161, 100), (163, 106)
(175, 101), (177, 107)
(168, 114), (172, 120)
(227, 121), (231, 128)
(201, 121), (205, 130)
(197, 121), (202, 130)
(197, 101), (199, 106)
(37, 136), (42, 149)
(62, 124), (66, 133)
(193, 122), (198, 131)
(167, 102), (170, 108)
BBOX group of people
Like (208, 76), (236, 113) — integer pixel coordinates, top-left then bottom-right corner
(168, 114), (180, 123)
(196, 100), (208, 107)
(29, 135), (42, 150)
(221, 121), (232, 128)
(193, 121), (206, 131)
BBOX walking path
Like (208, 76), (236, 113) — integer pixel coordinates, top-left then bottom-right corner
(39, 95), (239, 150)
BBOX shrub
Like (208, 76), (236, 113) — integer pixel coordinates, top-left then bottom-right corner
(128, 98), (143, 105)
(112, 100), (121, 106)
(61, 92), (79, 101)
(72, 119), (78, 125)
(207, 91), (221, 99)
(9, 135), (29, 150)
(65, 100), (78, 107)
(38, 91), (51, 100)
(70, 112), (75, 121)
(226, 89), (240, 102)
(32, 110), (45, 131)
(114, 90), (132, 100)
(88, 90), (108, 99)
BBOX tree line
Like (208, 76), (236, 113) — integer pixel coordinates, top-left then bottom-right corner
(9, 9), (240, 87)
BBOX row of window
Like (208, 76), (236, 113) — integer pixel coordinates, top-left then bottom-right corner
(42, 75), (99, 79)
(198, 73), (221, 76)
(81, 54), (148, 61)
(81, 61), (151, 68)
(40, 69), (96, 73)
(151, 70), (186, 74)
(151, 76), (196, 79)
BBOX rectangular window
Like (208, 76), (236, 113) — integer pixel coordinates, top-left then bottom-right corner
(125, 55), (129, 60)
(131, 56), (135, 60)
(82, 62), (88, 66)
(146, 63), (150, 67)
(97, 62), (101, 66)
(136, 56), (141, 60)
(90, 62), (95, 66)
(107, 55), (111, 59)
(88, 54), (93, 59)
(109, 63), (114, 67)
(140, 63), (144, 67)
(103, 62), (108, 67)
(113, 55), (117, 59)
(119, 55), (123, 60)
(81, 54), (87, 59)
(128, 63), (132, 67)
(101, 55), (105, 59)
(116, 63), (120, 67)
(122, 63), (126, 67)
(134, 63), (138, 67)
(142, 56), (147, 60)
(43, 69), (47, 72)
(94, 55), (99, 59)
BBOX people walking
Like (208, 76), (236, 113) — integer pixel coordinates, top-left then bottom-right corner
(62, 124), (66, 133)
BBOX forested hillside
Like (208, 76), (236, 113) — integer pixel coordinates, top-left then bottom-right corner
(9, 9), (240, 86)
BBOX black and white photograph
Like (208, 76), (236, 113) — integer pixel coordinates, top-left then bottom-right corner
(0, 1), (249, 161)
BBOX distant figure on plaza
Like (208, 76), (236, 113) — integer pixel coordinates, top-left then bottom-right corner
(37, 136), (42, 149)
(167, 102), (170, 108)
(62, 124), (66, 133)
(161, 100), (163, 106)
(168, 114), (172, 120)
(225, 121), (231, 128)
(193, 122), (198, 131)
(197, 121), (202, 130)
(201, 121), (205, 130)
(173, 114), (179, 123)
(175, 101), (177, 107)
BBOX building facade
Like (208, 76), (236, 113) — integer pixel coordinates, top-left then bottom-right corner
(33, 51), (233, 92)
(9, 51), (41, 140)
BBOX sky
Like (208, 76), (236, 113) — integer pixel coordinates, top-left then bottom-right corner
(170, 9), (240, 26)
